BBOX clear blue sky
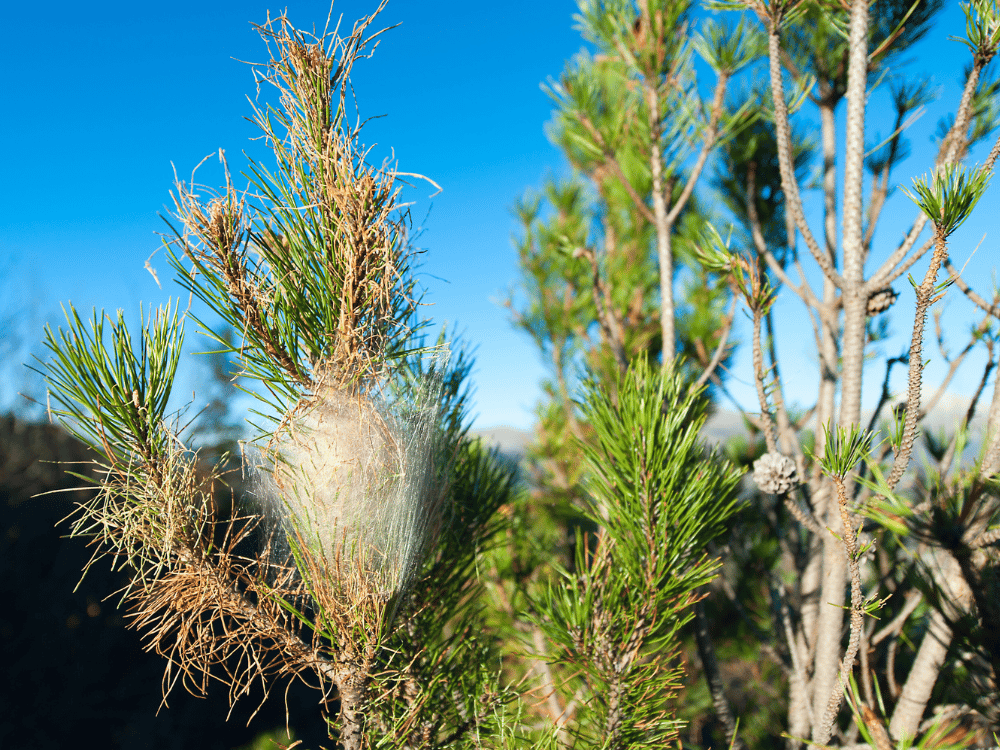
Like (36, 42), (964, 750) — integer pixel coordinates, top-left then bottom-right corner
(2, 0), (997, 430)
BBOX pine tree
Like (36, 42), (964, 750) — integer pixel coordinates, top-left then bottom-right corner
(510, 0), (1000, 747)
(502, 1), (760, 744)
(41, 8), (514, 748)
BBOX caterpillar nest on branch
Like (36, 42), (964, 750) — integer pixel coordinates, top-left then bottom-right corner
(248, 365), (445, 602)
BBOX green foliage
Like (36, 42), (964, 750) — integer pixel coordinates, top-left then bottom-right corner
(234, 727), (296, 750)
(511, 0), (1000, 746)
(713, 109), (813, 258)
(577, 360), (743, 568)
(42, 302), (183, 464)
(529, 360), (744, 749)
(576, 0), (693, 77)
(509, 0), (739, 563)
(780, 0), (944, 93)
(858, 438), (1000, 717)
(372, 434), (517, 748)
(164, 17), (428, 430)
(814, 423), (877, 480)
(36, 0), (1000, 746)
(693, 15), (765, 76)
(506, 4), (770, 746)
(197, 324), (245, 454)
(903, 162), (993, 237)
(38, 302), (215, 600)
(957, 0), (1000, 63)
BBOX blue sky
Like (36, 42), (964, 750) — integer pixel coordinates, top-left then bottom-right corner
(2, 0), (998, 430)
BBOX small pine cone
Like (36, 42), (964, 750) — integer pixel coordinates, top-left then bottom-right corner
(866, 287), (898, 316)
(753, 452), (799, 494)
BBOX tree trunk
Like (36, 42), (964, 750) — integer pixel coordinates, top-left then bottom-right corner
(813, 3), (870, 743)
(694, 600), (746, 750)
(801, 101), (841, 738)
(810, 512), (848, 742)
(888, 608), (951, 741)
(337, 670), (367, 750)
(837, 0), (870, 433)
(646, 83), (675, 362)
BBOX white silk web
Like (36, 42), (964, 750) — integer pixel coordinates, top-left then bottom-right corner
(244, 350), (448, 601)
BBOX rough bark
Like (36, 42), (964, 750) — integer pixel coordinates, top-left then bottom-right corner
(786, 586), (815, 750)
(816, 478), (866, 744)
(884, 231), (950, 490)
(803, 100), (842, 742)
(811, 516), (848, 741)
(837, 0), (870, 432)
(812, 3), (870, 742)
(766, 18), (841, 285)
(337, 670), (367, 750)
(816, 99), (841, 464)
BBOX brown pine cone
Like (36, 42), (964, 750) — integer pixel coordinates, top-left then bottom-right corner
(866, 287), (898, 316)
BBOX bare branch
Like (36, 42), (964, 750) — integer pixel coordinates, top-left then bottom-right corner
(816, 476), (866, 745)
(870, 62), (993, 290)
(532, 626), (568, 731)
(666, 72), (732, 226)
(766, 18), (844, 288)
(940, 343), (995, 480)
(646, 79), (677, 358)
(864, 354), (908, 438)
(746, 162), (820, 309)
(874, 237), (934, 289)
(777, 581), (815, 732)
(838, 0), (873, 430)
(944, 256), (1000, 318)
(753, 305), (779, 454)
(979, 352), (1000, 478)
(919, 312), (994, 420)
(694, 295), (738, 389)
(871, 591), (922, 647)
(784, 492), (823, 536)
(889, 549), (972, 741)
(709, 369), (767, 432)
(766, 309), (804, 462)
(884, 229), (951, 492)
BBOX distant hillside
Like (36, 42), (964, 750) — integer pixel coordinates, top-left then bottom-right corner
(469, 425), (534, 459)
(704, 393), (991, 461)
(474, 391), (992, 467)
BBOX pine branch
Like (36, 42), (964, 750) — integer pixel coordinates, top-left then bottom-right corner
(765, 13), (843, 289)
